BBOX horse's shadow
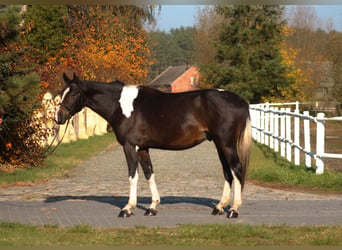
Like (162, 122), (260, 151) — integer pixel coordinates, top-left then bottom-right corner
(44, 195), (222, 212)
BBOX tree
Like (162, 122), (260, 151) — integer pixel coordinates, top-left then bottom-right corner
(0, 5), (44, 166)
(285, 6), (326, 90)
(197, 5), (293, 103)
(20, 5), (75, 96)
(148, 26), (195, 82)
(20, 5), (156, 94)
(22, 5), (70, 63)
(263, 26), (316, 102)
(324, 31), (342, 113)
(169, 26), (196, 65)
(148, 30), (182, 80)
(66, 5), (155, 84)
(1, 5), (157, 166)
(193, 6), (223, 66)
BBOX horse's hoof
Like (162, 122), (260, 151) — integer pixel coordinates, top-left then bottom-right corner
(144, 208), (157, 216)
(118, 210), (131, 218)
(211, 207), (224, 216)
(227, 210), (239, 218)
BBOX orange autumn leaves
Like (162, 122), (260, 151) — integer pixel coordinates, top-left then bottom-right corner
(263, 26), (317, 103)
(68, 8), (154, 84)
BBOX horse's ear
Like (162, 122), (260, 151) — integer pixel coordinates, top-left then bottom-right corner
(63, 73), (71, 83)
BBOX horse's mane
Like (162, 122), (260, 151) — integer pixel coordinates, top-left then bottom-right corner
(109, 80), (126, 86)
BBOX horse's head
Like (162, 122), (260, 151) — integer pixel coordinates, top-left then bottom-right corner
(54, 73), (85, 125)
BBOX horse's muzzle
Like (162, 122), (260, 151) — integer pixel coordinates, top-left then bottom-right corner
(54, 109), (68, 125)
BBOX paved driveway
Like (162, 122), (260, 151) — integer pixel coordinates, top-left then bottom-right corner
(0, 141), (341, 227)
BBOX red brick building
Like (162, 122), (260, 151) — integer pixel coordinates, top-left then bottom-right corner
(149, 65), (200, 93)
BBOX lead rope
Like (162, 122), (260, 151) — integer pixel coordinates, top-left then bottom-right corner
(45, 119), (70, 156)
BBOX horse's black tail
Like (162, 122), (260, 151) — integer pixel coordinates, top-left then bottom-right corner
(237, 114), (252, 190)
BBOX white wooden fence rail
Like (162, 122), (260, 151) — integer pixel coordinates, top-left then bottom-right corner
(250, 102), (342, 174)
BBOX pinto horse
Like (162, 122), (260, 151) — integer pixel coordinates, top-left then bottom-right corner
(55, 73), (251, 218)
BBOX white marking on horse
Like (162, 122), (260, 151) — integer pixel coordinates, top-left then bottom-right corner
(123, 170), (139, 214)
(148, 174), (160, 210)
(216, 180), (231, 213)
(119, 85), (139, 118)
(61, 87), (71, 102)
(55, 87), (70, 121)
(230, 170), (242, 211)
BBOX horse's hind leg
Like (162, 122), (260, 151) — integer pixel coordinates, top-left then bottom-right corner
(212, 142), (233, 216)
(213, 142), (243, 218)
(224, 146), (243, 218)
(213, 180), (231, 215)
(138, 148), (160, 216)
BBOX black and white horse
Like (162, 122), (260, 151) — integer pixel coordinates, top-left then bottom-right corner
(55, 73), (251, 218)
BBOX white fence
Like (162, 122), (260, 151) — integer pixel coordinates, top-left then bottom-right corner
(250, 102), (342, 174)
(35, 92), (108, 147)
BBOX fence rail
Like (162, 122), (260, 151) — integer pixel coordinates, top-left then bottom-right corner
(250, 102), (342, 174)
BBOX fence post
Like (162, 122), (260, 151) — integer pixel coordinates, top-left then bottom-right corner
(59, 122), (70, 143)
(260, 105), (265, 144)
(280, 108), (286, 158)
(257, 106), (261, 143)
(264, 103), (269, 146)
(42, 92), (55, 146)
(274, 107), (279, 152)
(68, 117), (77, 141)
(286, 108), (292, 162)
(99, 116), (108, 134)
(250, 108), (256, 140)
(294, 108), (300, 165)
(316, 112), (325, 174)
(78, 108), (89, 139)
(85, 107), (96, 137)
(303, 111), (311, 169)
(269, 107), (274, 150)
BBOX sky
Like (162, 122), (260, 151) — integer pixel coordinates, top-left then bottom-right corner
(153, 5), (342, 32)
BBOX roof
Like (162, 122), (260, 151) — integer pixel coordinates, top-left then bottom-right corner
(149, 65), (188, 88)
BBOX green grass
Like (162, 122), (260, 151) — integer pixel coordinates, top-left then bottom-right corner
(0, 133), (116, 187)
(0, 222), (342, 246)
(248, 142), (342, 193)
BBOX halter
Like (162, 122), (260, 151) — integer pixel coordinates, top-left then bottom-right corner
(58, 93), (81, 118)
(48, 93), (81, 155)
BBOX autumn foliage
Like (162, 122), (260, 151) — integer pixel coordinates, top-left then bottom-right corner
(262, 26), (317, 102)
(1, 5), (155, 167)
(71, 7), (154, 83)
(60, 6), (155, 86)
(20, 5), (155, 96)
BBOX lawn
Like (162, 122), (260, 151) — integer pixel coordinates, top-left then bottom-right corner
(248, 142), (342, 193)
(1, 222), (342, 246)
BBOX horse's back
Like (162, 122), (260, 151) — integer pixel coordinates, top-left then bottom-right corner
(139, 86), (249, 125)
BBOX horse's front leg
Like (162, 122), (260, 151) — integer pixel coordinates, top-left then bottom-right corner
(138, 148), (160, 216)
(118, 143), (139, 218)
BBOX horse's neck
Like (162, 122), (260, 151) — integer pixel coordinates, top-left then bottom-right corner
(83, 81), (121, 122)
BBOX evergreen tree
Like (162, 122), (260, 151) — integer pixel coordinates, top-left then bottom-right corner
(199, 5), (292, 103)
(0, 5), (42, 166)
(22, 5), (69, 63)
(148, 30), (183, 80)
(169, 26), (196, 65)
(148, 26), (195, 82)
